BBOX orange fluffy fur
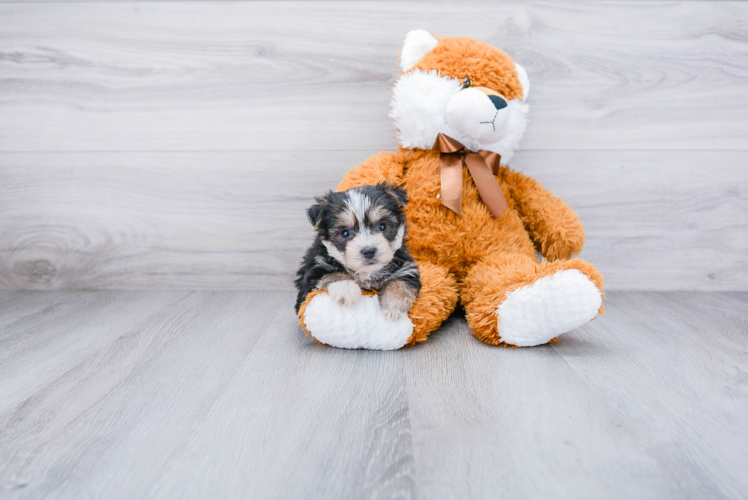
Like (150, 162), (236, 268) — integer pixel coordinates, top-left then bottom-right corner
(413, 36), (524, 101)
(299, 35), (604, 347)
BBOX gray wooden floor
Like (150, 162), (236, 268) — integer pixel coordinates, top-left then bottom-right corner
(1, 291), (746, 499)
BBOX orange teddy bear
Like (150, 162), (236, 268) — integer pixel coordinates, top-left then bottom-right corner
(298, 30), (604, 350)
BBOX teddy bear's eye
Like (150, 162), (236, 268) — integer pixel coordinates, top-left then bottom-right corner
(462, 77), (472, 89)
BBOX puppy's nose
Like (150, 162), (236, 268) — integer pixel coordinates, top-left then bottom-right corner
(488, 95), (507, 110)
(361, 247), (377, 259)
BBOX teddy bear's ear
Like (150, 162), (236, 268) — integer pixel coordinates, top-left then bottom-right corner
(514, 62), (530, 101)
(400, 30), (439, 71)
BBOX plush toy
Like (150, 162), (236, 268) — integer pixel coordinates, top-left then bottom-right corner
(298, 30), (604, 350)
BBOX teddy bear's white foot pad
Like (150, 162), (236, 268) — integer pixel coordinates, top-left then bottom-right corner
(303, 293), (414, 350)
(497, 269), (602, 347)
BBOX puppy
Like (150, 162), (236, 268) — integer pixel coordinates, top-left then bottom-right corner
(294, 183), (421, 321)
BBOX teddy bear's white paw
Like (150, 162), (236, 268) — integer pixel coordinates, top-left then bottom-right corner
(497, 269), (602, 347)
(327, 280), (362, 307)
(302, 293), (414, 350)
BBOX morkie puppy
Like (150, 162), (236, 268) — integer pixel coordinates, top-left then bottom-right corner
(294, 183), (421, 321)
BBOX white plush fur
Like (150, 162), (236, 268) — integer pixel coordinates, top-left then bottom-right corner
(446, 88), (510, 143)
(390, 70), (462, 149)
(514, 63), (530, 101)
(390, 70), (529, 166)
(497, 269), (602, 347)
(400, 29), (439, 71)
(304, 293), (414, 350)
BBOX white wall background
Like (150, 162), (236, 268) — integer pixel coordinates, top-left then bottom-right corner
(0, 1), (746, 291)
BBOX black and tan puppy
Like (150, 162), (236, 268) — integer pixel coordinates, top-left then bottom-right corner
(294, 183), (421, 321)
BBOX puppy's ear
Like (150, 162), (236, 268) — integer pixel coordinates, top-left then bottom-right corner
(379, 182), (408, 208)
(307, 192), (332, 227)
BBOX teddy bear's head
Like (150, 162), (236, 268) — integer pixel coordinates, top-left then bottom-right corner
(389, 30), (530, 165)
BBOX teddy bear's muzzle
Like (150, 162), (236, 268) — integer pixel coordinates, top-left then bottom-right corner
(446, 87), (510, 143)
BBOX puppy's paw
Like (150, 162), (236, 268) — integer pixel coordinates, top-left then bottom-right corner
(380, 304), (407, 321)
(379, 280), (417, 322)
(327, 280), (362, 307)
(379, 294), (410, 322)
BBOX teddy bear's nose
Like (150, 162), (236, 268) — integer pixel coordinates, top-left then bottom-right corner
(488, 95), (508, 110)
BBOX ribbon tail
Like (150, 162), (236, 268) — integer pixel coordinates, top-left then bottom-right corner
(478, 150), (502, 175)
(440, 153), (463, 215)
(465, 153), (508, 218)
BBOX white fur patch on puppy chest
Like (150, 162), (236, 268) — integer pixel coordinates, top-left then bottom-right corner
(497, 269), (602, 347)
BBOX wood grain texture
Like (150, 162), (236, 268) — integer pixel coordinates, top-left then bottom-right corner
(1, 1), (747, 291)
(0, 290), (746, 498)
(0, 1), (747, 152)
(0, 291), (414, 499)
(1, 150), (745, 291)
(404, 291), (748, 499)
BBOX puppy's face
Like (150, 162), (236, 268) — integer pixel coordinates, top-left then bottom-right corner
(308, 183), (408, 275)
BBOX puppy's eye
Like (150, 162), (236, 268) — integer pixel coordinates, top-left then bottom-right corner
(377, 222), (387, 231)
(340, 229), (351, 239)
(462, 77), (471, 89)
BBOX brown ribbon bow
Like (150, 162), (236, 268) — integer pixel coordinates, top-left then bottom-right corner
(433, 133), (508, 218)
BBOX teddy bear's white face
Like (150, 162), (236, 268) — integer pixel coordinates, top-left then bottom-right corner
(445, 85), (511, 143)
(389, 30), (530, 166)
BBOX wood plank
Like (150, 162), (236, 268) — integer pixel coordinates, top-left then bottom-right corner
(0, 150), (367, 291)
(551, 292), (748, 499)
(403, 291), (748, 499)
(0, 1), (747, 152)
(1, 150), (745, 291)
(0, 290), (414, 499)
(0, 291), (192, 413)
(520, 150), (748, 291)
(1, 291), (747, 498)
(144, 302), (414, 500)
(404, 314), (683, 500)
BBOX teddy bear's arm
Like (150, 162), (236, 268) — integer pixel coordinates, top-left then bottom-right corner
(337, 152), (405, 191)
(504, 169), (585, 261)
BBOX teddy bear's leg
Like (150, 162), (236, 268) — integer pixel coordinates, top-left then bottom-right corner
(297, 260), (458, 350)
(461, 252), (604, 347)
(403, 260), (459, 347)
